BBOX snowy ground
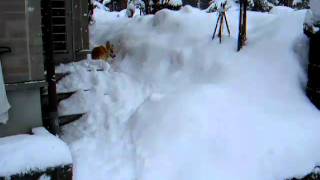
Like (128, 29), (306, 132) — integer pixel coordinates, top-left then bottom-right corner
(0, 128), (72, 177)
(57, 6), (320, 180)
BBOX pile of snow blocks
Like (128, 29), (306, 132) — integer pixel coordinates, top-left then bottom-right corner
(0, 128), (73, 180)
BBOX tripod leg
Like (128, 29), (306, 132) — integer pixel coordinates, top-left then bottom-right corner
(237, 0), (243, 51)
(219, 13), (224, 43)
(243, 0), (248, 43)
(212, 14), (221, 40)
(224, 12), (231, 37)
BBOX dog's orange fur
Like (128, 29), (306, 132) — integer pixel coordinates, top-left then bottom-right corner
(91, 41), (115, 61)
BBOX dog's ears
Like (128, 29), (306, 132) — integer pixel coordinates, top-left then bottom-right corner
(106, 41), (111, 48)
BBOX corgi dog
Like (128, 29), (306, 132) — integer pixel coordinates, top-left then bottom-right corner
(91, 41), (115, 61)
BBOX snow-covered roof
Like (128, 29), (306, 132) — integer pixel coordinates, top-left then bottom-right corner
(0, 128), (72, 177)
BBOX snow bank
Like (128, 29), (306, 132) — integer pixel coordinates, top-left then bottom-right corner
(270, 6), (294, 15)
(0, 128), (72, 177)
(57, 59), (150, 180)
(60, 6), (320, 180)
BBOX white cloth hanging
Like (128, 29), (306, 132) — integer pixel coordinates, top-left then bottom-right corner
(0, 62), (10, 124)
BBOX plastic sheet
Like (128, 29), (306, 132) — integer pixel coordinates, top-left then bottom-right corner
(0, 62), (10, 124)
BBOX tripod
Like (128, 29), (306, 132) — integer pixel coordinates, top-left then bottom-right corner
(212, 2), (231, 43)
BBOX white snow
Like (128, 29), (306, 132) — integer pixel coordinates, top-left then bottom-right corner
(0, 62), (10, 124)
(58, 6), (320, 180)
(0, 127), (72, 177)
(270, 6), (294, 15)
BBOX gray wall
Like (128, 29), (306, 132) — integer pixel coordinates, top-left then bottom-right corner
(0, 0), (44, 84)
(0, 0), (44, 137)
(0, 88), (43, 137)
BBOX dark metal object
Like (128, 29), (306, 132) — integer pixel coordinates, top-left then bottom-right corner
(0, 164), (72, 180)
(212, 2), (230, 43)
(238, 0), (247, 51)
(0, 47), (11, 56)
(41, 0), (60, 135)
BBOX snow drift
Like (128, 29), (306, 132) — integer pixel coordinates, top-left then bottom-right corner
(59, 6), (320, 180)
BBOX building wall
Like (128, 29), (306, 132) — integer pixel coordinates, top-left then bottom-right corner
(0, 88), (43, 137)
(0, 0), (44, 137)
(0, 0), (44, 84)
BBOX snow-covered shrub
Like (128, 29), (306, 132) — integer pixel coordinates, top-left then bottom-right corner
(206, 0), (230, 13)
(149, 0), (182, 14)
(167, 0), (183, 6)
(292, 0), (310, 9)
(126, 3), (135, 17)
(245, 0), (309, 12)
(276, 0), (308, 9)
(304, 0), (320, 34)
(249, 0), (273, 12)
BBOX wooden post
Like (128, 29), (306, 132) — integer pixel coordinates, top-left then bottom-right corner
(219, 13), (224, 43)
(143, 0), (149, 14)
(237, 0), (247, 51)
(243, 0), (247, 42)
(41, 0), (60, 135)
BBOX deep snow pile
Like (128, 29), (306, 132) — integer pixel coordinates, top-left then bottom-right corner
(0, 128), (72, 177)
(59, 6), (320, 180)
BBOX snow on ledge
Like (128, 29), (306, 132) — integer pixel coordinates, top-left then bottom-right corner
(0, 127), (72, 177)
